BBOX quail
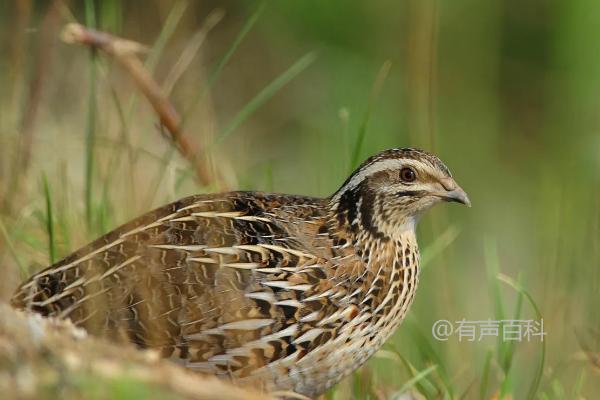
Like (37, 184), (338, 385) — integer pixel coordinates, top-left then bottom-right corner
(11, 148), (470, 397)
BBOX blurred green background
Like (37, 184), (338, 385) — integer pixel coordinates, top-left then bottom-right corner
(0, 0), (598, 399)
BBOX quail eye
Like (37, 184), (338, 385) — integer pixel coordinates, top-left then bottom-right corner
(399, 167), (416, 183)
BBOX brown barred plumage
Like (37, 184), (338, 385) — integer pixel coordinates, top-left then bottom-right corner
(11, 148), (470, 397)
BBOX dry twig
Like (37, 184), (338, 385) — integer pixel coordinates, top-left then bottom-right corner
(61, 22), (225, 189)
(163, 10), (225, 96)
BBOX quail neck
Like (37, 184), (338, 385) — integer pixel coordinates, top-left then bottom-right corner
(11, 147), (469, 397)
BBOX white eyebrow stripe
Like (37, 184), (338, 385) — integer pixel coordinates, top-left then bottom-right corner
(332, 159), (403, 201)
(332, 158), (437, 202)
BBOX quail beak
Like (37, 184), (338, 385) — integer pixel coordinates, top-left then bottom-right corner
(438, 178), (471, 207)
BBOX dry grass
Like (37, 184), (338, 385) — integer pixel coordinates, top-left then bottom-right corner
(0, 304), (272, 400)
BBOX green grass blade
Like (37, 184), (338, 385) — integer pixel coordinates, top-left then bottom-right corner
(143, 145), (177, 208)
(106, 80), (138, 205)
(97, 173), (114, 235)
(42, 174), (56, 264)
(99, 0), (123, 33)
(402, 315), (455, 396)
(350, 60), (392, 171)
(420, 225), (460, 268)
(382, 345), (438, 397)
(484, 237), (506, 366)
(497, 273), (547, 400)
(458, 378), (478, 400)
(183, 2), (265, 123)
(207, 2), (263, 90)
(265, 160), (274, 192)
(84, 63), (97, 231)
(572, 369), (585, 398)
(57, 162), (72, 253)
(216, 51), (316, 144)
(502, 273), (524, 369)
(84, 0), (98, 230)
(0, 217), (27, 277)
(484, 238), (505, 320)
(163, 9), (225, 96)
(391, 365), (438, 399)
(338, 107), (351, 175)
(145, 0), (188, 72)
(499, 276), (523, 398)
(351, 370), (364, 399)
(479, 348), (494, 400)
